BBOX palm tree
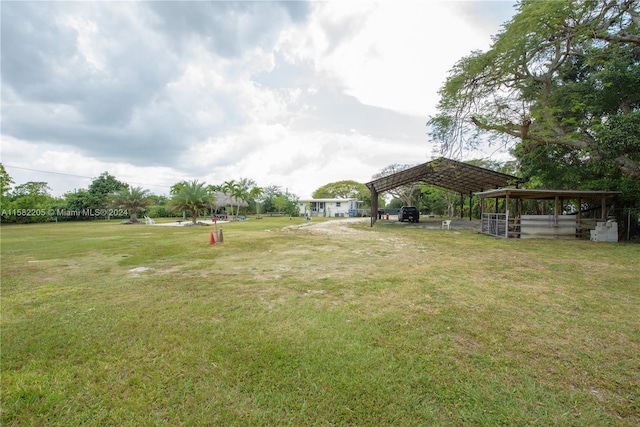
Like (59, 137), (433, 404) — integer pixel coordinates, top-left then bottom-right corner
(237, 178), (255, 216)
(111, 186), (152, 223)
(250, 186), (264, 218)
(222, 180), (244, 219)
(233, 186), (249, 217)
(170, 180), (214, 224)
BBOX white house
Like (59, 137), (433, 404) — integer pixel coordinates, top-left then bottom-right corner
(298, 198), (364, 217)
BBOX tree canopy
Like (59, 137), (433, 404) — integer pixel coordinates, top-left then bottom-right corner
(88, 172), (128, 209)
(371, 164), (421, 206)
(0, 163), (14, 198)
(428, 0), (640, 190)
(312, 180), (369, 201)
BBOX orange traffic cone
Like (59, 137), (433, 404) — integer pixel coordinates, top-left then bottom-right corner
(209, 230), (216, 245)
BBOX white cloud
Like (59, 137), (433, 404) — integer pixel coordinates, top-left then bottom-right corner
(277, 1), (502, 118)
(1, 1), (516, 199)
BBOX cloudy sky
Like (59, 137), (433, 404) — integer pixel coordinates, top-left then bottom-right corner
(1, 0), (517, 197)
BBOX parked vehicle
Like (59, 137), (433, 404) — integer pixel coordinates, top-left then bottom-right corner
(398, 206), (420, 223)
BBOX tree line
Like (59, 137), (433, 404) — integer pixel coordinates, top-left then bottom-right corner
(0, 163), (479, 225)
(0, 167), (301, 224)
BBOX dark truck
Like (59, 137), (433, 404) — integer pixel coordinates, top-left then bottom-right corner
(398, 206), (420, 223)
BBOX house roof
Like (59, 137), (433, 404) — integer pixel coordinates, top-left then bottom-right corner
(365, 157), (523, 195)
(298, 198), (358, 203)
(212, 191), (248, 209)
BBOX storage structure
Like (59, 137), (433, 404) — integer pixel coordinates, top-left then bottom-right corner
(476, 189), (621, 240)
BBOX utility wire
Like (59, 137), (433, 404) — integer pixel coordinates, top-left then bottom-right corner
(4, 165), (94, 179)
(3, 164), (172, 189)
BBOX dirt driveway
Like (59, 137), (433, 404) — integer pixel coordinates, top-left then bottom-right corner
(285, 217), (480, 239)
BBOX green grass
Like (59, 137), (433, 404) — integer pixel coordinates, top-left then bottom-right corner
(2, 218), (639, 426)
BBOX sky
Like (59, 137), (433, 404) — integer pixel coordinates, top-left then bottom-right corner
(1, 0), (517, 198)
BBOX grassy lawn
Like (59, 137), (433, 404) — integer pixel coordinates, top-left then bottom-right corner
(1, 217), (639, 426)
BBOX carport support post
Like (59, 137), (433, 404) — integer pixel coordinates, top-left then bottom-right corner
(370, 188), (378, 227)
(460, 193), (464, 219)
(480, 195), (485, 233)
(469, 191), (473, 221)
(506, 192), (510, 238)
(577, 198), (582, 222)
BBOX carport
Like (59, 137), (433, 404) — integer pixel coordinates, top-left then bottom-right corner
(365, 157), (523, 226)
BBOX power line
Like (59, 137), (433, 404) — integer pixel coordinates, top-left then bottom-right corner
(4, 165), (94, 179)
(3, 164), (172, 189)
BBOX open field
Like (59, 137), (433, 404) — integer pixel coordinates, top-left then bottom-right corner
(2, 217), (639, 426)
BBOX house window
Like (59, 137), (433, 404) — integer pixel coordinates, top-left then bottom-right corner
(336, 202), (341, 207)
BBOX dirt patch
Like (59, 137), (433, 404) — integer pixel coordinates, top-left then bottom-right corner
(286, 217), (480, 235)
(283, 218), (370, 236)
(129, 266), (153, 273)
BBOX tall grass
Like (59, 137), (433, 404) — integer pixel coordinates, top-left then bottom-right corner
(2, 218), (639, 426)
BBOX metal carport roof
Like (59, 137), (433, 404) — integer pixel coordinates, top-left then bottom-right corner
(366, 157), (522, 194)
(365, 157), (524, 225)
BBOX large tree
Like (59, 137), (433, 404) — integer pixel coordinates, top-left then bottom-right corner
(371, 164), (421, 206)
(88, 172), (128, 209)
(428, 0), (640, 183)
(0, 163), (14, 199)
(64, 189), (93, 217)
(312, 180), (369, 201)
(10, 181), (51, 199)
(5, 181), (56, 223)
(259, 185), (283, 214)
